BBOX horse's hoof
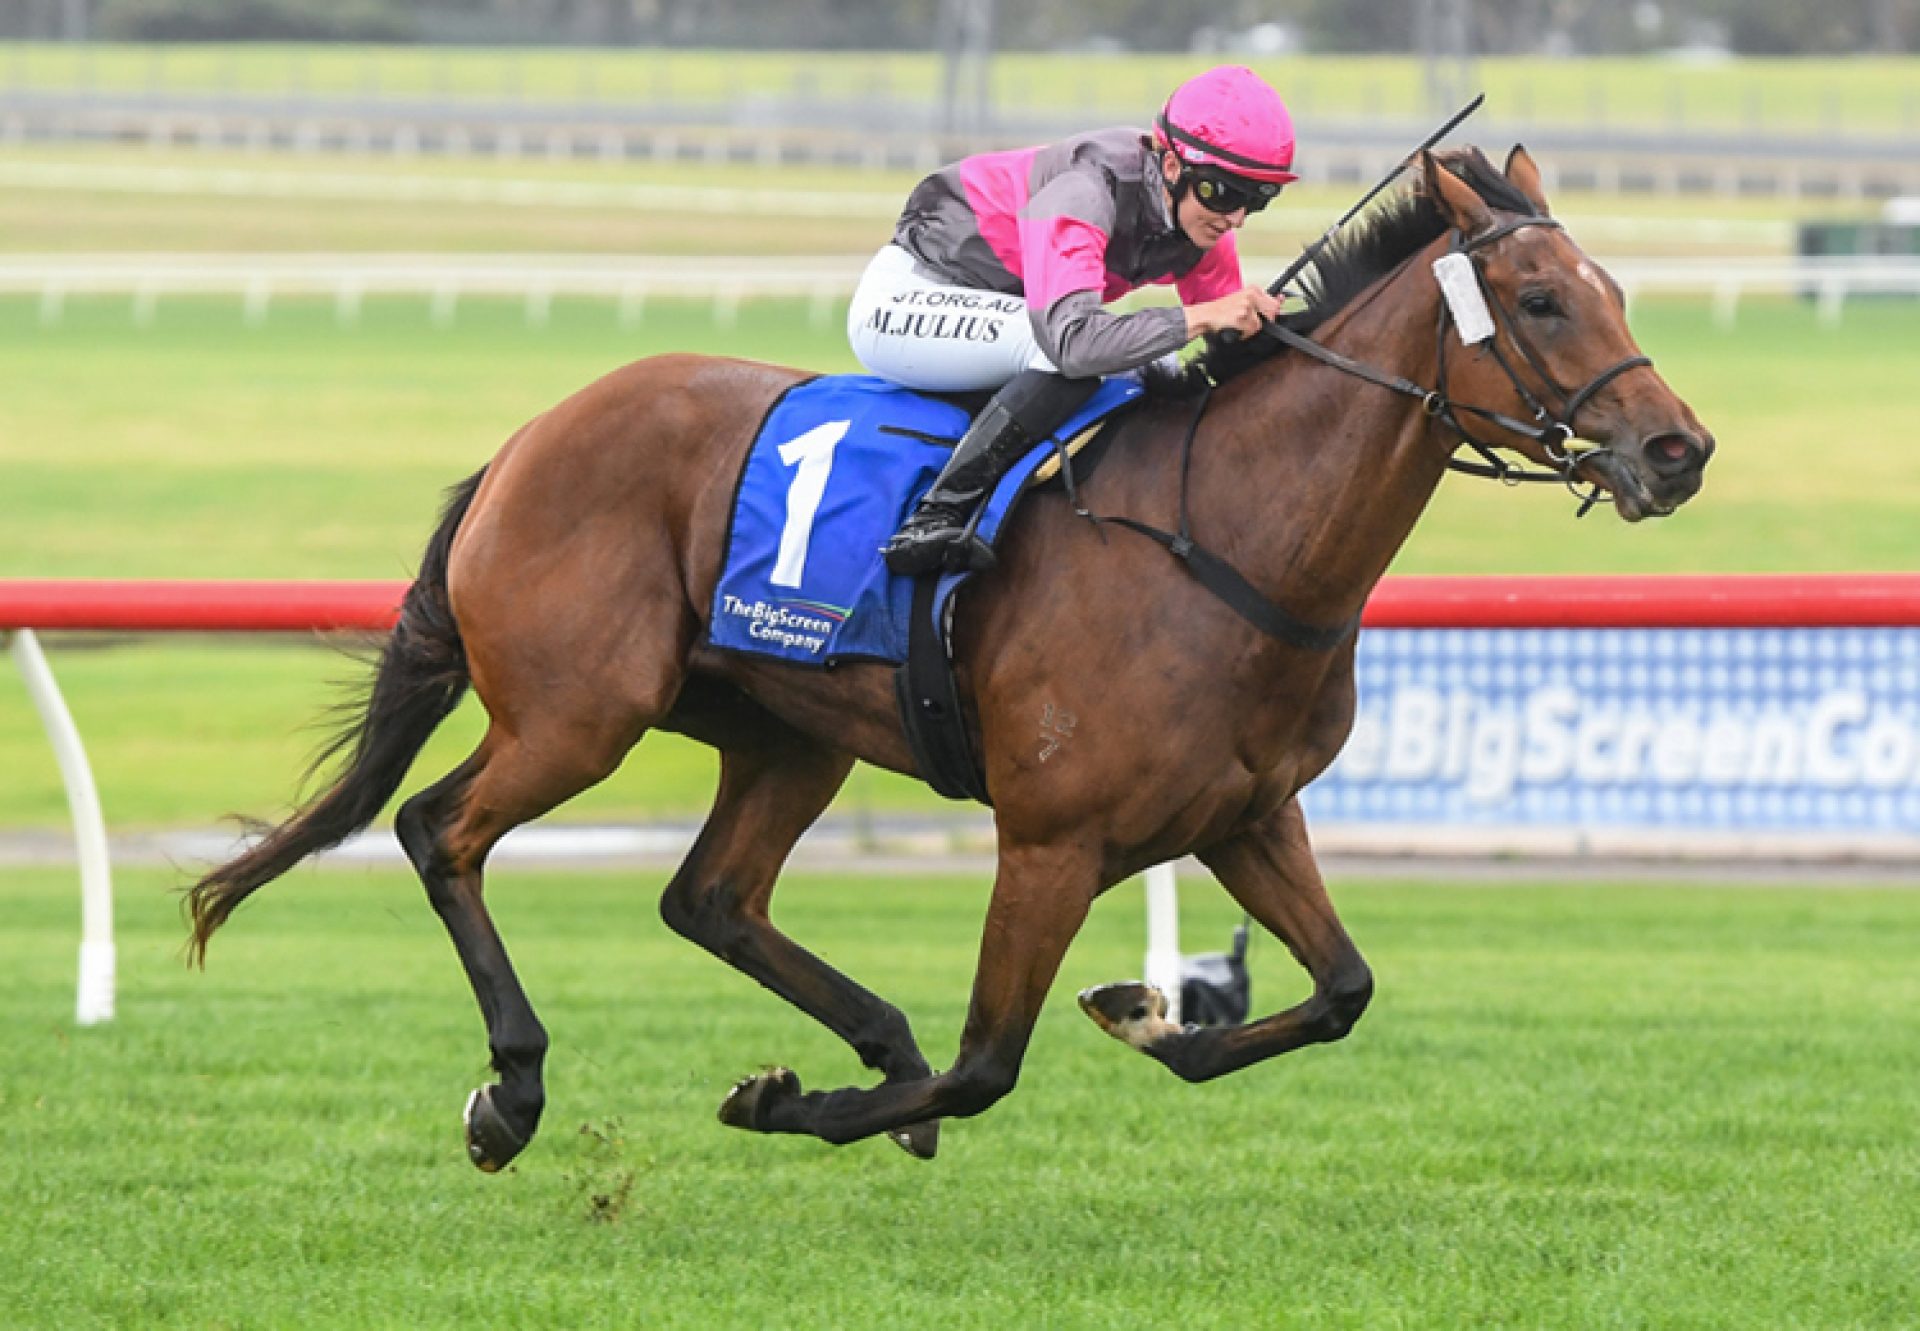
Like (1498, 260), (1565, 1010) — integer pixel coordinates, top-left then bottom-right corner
(463, 1085), (530, 1173)
(717, 1067), (801, 1133)
(1078, 981), (1182, 1050)
(887, 1120), (940, 1160)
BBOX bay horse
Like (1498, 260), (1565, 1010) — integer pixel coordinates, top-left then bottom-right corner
(186, 147), (1713, 1169)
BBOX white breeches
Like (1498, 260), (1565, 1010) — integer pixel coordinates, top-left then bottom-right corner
(845, 244), (1058, 393)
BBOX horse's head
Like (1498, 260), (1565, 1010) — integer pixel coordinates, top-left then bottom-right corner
(1420, 147), (1714, 521)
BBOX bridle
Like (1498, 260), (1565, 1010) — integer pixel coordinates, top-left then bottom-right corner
(1259, 214), (1653, 517)
(1061, 212), (1657, 653)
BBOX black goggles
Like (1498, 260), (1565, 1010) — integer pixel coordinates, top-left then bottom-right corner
(1186, 167), (1283, 215)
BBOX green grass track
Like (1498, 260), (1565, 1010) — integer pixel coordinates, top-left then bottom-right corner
(3, 866), (1916, 1327)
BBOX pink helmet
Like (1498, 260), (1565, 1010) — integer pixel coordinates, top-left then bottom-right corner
(1157, 65), (1297, 185)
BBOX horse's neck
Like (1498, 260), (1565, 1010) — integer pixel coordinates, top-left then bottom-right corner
(1194, 267), (1450, 632)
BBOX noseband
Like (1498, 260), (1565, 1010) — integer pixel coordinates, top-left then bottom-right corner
(1260, 213), (1653, 516)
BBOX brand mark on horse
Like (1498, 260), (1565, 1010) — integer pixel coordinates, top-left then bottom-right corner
(1039, 703), (1077, 763)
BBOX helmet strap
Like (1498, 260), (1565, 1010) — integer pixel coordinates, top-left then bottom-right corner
(1156, 146), (1191, 209)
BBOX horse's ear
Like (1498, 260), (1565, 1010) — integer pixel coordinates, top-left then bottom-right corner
(1504, 144), (1552, 216)
(1420, 149), (1493, 236)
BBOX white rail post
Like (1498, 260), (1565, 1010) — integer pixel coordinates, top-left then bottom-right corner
(1142, 862), (1182, 1025)
(617, 282), (647, 330)
(1817, 277), (1846, 330)
(1711, 278), (1741, 331)
(7, 630), (115, 1025)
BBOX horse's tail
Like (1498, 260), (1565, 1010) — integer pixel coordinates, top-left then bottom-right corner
(186, 467), (487, 964)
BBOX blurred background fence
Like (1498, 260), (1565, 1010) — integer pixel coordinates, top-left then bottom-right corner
(4, 44), (1920, 197)
(6, 253), (1919, 330)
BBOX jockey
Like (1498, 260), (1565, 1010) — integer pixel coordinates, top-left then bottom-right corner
(848, 64), (1294, 575)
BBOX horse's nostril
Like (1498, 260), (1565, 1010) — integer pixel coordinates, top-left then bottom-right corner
(1646, 432), (1703, 474)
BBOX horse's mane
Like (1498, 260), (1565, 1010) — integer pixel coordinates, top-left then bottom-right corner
(1187, 147), (1539, 388)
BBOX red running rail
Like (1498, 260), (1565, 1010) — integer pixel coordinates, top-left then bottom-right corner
(2, 574), (1920, 633)
(0, 580), (407, 632)
(1362, 574), (1920, 629)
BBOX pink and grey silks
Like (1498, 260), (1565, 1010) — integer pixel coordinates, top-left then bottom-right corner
(848, 128), (1243, 391)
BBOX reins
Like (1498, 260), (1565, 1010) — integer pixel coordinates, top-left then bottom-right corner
(1261, 214), (1653, 516)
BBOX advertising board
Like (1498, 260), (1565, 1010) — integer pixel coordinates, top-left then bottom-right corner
(1304, 628), (1920, 845)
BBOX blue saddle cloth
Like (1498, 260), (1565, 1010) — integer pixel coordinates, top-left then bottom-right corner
(707, 373), (1142, 667)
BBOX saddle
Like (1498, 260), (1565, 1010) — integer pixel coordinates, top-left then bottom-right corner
(706, 372), (1146, 799)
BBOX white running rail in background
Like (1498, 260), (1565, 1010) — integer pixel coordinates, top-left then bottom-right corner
(0, 253), (871, 330)
(3, 254), (1918, 331)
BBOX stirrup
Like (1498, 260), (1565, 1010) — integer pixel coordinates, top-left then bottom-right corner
(884, 522), (995, 576)
(943, 534), (997, 574)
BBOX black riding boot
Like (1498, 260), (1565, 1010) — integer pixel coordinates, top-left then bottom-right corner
(883, 370), (1099, 576)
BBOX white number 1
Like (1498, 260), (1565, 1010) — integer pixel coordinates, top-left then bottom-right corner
(771, 419), (850, 589)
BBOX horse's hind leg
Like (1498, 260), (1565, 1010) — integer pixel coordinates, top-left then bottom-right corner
(658, 724), (941, 1157)
(396, 719), (636, 1172)
(1078, 797), (1373, 1081)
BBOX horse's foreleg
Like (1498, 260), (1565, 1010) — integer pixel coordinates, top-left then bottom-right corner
(1080, 798), (1373, 1082)
(720, 839), (1095, 1148)
(659, 737), (942, 1157)
(397, 723), (631, 1172)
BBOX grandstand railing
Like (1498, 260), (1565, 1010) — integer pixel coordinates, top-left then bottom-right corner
(9, 573), (1920, 1027)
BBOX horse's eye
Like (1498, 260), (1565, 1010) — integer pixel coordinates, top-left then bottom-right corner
(1519, 291), (1560, 318)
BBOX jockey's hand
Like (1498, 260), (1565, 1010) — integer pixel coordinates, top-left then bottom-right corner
(1186, 285), (1284, 340)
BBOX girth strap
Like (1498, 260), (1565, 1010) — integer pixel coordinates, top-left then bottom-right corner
(896, 574), (991, 803)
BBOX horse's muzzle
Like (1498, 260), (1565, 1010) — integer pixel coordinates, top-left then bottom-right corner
(1584, 427), (1713, 522)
